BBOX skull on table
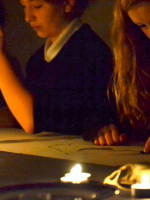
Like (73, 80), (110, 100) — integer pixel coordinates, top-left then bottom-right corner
(103, 163), (150, 191)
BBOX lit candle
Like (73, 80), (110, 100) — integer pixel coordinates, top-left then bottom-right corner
(60, 164), (91, 184)
(131, 174), (150, 198)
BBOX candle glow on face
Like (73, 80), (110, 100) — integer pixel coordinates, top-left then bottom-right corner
(60, 164), (91, 184)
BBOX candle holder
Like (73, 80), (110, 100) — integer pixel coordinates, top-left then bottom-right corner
(0, 182), (115, 200)
(131, 184), (150, 198)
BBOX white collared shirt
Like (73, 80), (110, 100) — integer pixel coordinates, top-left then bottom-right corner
(44, 18), (82, 63)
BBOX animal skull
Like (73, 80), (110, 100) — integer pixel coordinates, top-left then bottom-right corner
(103, 163), (150, 191)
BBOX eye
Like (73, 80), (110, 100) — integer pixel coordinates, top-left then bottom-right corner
(32, 4), (42, 9)
(30, 1), (44, 9)
(34, 5), (42, 8)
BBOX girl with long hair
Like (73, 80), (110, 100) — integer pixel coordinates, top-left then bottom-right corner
(94, 0), (150, 152)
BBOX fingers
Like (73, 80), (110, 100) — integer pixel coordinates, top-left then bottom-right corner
(94, 128), (107, 145)
(110, 124), (120, 144)
(144, 137), (150, 153)
(98, 133), (107, 145)
(120, 133), (128, 143)
(94, 124), (127, 146)
(98, 126), (111, 145)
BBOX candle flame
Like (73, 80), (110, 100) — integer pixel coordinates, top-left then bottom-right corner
(60, 163), (91, 184)
(71, 164), (82, 174)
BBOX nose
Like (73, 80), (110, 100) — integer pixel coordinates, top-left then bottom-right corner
(24, 7), (35, 23)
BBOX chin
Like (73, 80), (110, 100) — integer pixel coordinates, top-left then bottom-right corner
(36, 32), (48, 38)
(37, 34), (47, 38)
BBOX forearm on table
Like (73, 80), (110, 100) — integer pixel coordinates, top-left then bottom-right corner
(0, 53), (34, 134)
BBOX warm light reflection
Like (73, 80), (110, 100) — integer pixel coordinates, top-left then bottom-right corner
(131, 173), (150, 198)
(131, 174), (150, 189)
(60, 164), (91, 184)
(141, 174), (150, 185)
(115, 190), (120, 195)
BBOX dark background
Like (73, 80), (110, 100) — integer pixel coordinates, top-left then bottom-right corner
(2, 0), (114, 69)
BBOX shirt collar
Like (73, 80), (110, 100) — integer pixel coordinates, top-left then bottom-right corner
(44, 18), (82, 63)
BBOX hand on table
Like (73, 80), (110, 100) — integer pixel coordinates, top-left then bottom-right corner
(144, 137), (150, 153)
(94, 124), (128, 146)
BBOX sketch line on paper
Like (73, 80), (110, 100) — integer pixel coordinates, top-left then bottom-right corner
(48, 143), (75, 155)
(77, 147), (112, 151)
(48, 143), (112, 154)
(48, 143), (141, 156)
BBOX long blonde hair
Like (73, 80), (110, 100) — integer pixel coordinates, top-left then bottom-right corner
(112, 0), (150, 128)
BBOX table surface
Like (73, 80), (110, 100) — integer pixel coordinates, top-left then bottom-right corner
(0, 128), (149, 166)
(0, 128), (149, 200)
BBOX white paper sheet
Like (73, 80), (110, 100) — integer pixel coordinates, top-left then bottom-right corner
(0, 128), (149, 166)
